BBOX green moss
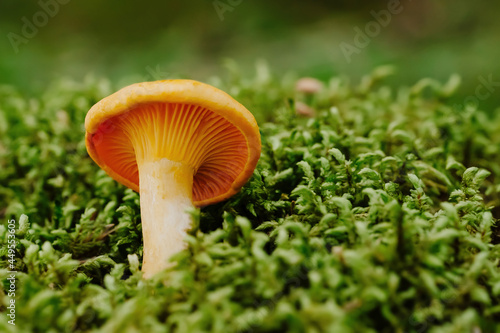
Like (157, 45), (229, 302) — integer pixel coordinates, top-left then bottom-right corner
(1, 67), (500, 332)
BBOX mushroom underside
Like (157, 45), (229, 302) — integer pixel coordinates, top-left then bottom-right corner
(91, 102), (249, 203)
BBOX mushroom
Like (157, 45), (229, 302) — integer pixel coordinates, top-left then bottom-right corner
(85, 80), (261, 278)
(295, 101), (316, 118)
(295, 77), (324, 94)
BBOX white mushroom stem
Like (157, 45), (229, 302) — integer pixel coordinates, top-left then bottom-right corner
(138, 158), (194, 279)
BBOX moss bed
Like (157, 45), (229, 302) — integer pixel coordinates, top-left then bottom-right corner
(1, 68), (500, 332)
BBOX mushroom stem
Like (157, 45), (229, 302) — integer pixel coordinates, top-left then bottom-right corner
(138, 158), (194, 278)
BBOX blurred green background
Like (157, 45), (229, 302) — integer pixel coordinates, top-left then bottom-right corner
(1, 0), (499, 109)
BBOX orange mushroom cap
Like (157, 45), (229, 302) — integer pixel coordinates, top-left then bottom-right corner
(85, 80), (261, 207)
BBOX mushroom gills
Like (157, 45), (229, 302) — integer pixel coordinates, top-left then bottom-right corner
(92, 102), (248, 202)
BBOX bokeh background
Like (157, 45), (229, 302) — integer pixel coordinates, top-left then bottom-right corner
(1, 0), (499, 109)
